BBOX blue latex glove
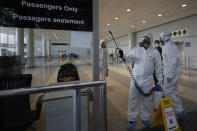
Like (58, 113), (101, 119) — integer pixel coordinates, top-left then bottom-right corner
(127, 122), (136, 131)
(153, 84), (163, 92)
(142, 120), (151, 128)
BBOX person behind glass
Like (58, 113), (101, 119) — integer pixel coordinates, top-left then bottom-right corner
(110, 51), (115, 63)
(99, 40), (108, 80)
(111, 51), (115, 59)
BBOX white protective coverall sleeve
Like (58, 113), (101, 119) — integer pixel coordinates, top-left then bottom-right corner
(154, 50), (163, 83)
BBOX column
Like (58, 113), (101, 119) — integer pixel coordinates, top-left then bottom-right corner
(16, 28), (24, 56)
(16, 28), (24, 65)
(128, 32), (136, 51)
(42, 37), (47, 57)
(47, 40), (51, 56)
(26, 28), (34, 67)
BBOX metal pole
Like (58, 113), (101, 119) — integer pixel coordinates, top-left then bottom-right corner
(101, 83), (107, 131)
(92, 0), (100, 130)
(73, 88), (81, 131)
(92, 0), (99, 80)
(0, 81), (105, 97)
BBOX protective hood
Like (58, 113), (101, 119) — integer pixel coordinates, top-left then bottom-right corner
(143, 32), (154, 49)
(160, 32), (171, 43)
(144, 32), (153, 44)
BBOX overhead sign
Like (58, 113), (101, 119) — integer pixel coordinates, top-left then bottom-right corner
(0, 0), (92, 31)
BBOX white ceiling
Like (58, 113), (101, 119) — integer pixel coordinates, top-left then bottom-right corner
(99, 0), (197, 39)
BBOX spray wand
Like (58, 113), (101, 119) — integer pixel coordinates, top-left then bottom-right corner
(108, 31), (153, 96)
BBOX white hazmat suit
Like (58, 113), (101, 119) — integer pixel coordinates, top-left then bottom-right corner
(99, 41), (108, 80)
(160, 32), (184, 114)
(127, 33), (163, 122)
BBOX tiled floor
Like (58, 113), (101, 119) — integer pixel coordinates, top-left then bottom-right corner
(21, 58), (197, 131)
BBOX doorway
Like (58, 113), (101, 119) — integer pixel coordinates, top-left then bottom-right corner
(175, 41), (184, 65)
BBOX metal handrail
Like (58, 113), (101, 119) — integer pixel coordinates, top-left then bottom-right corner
(0, 81), (105, 97)
(0, 80), (107, 131)
(42, 90), (93, 102)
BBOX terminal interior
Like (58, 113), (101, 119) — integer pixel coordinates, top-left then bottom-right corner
(1, 0), (197, 131)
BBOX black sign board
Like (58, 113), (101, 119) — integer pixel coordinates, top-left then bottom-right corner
(0, 0), (92, 31)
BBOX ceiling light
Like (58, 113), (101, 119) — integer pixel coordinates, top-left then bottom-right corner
(182, 4), (187, 7)
(114, 17), (119, 20)
(126, 9), (131, 12)
(142, 20), (146, 23)
(158, 14), (162, 17)
(130, 25), (134, 28)
(107, 24), (110, 26)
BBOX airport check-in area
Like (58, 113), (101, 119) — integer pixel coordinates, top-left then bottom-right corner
(0, 0), (197, 131)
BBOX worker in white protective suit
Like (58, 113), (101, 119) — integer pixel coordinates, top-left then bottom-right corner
(99, 40), (108, 80)
(160, 32), (186, 119)
(126, 33), (163, 131)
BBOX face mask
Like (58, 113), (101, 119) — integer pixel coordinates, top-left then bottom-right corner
(155, 44), (159, 47)
(139, 37), (150, 50)
(145, 43), (150, 50)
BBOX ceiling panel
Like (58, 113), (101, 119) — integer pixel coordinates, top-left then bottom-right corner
(99, 0), (197, 39)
